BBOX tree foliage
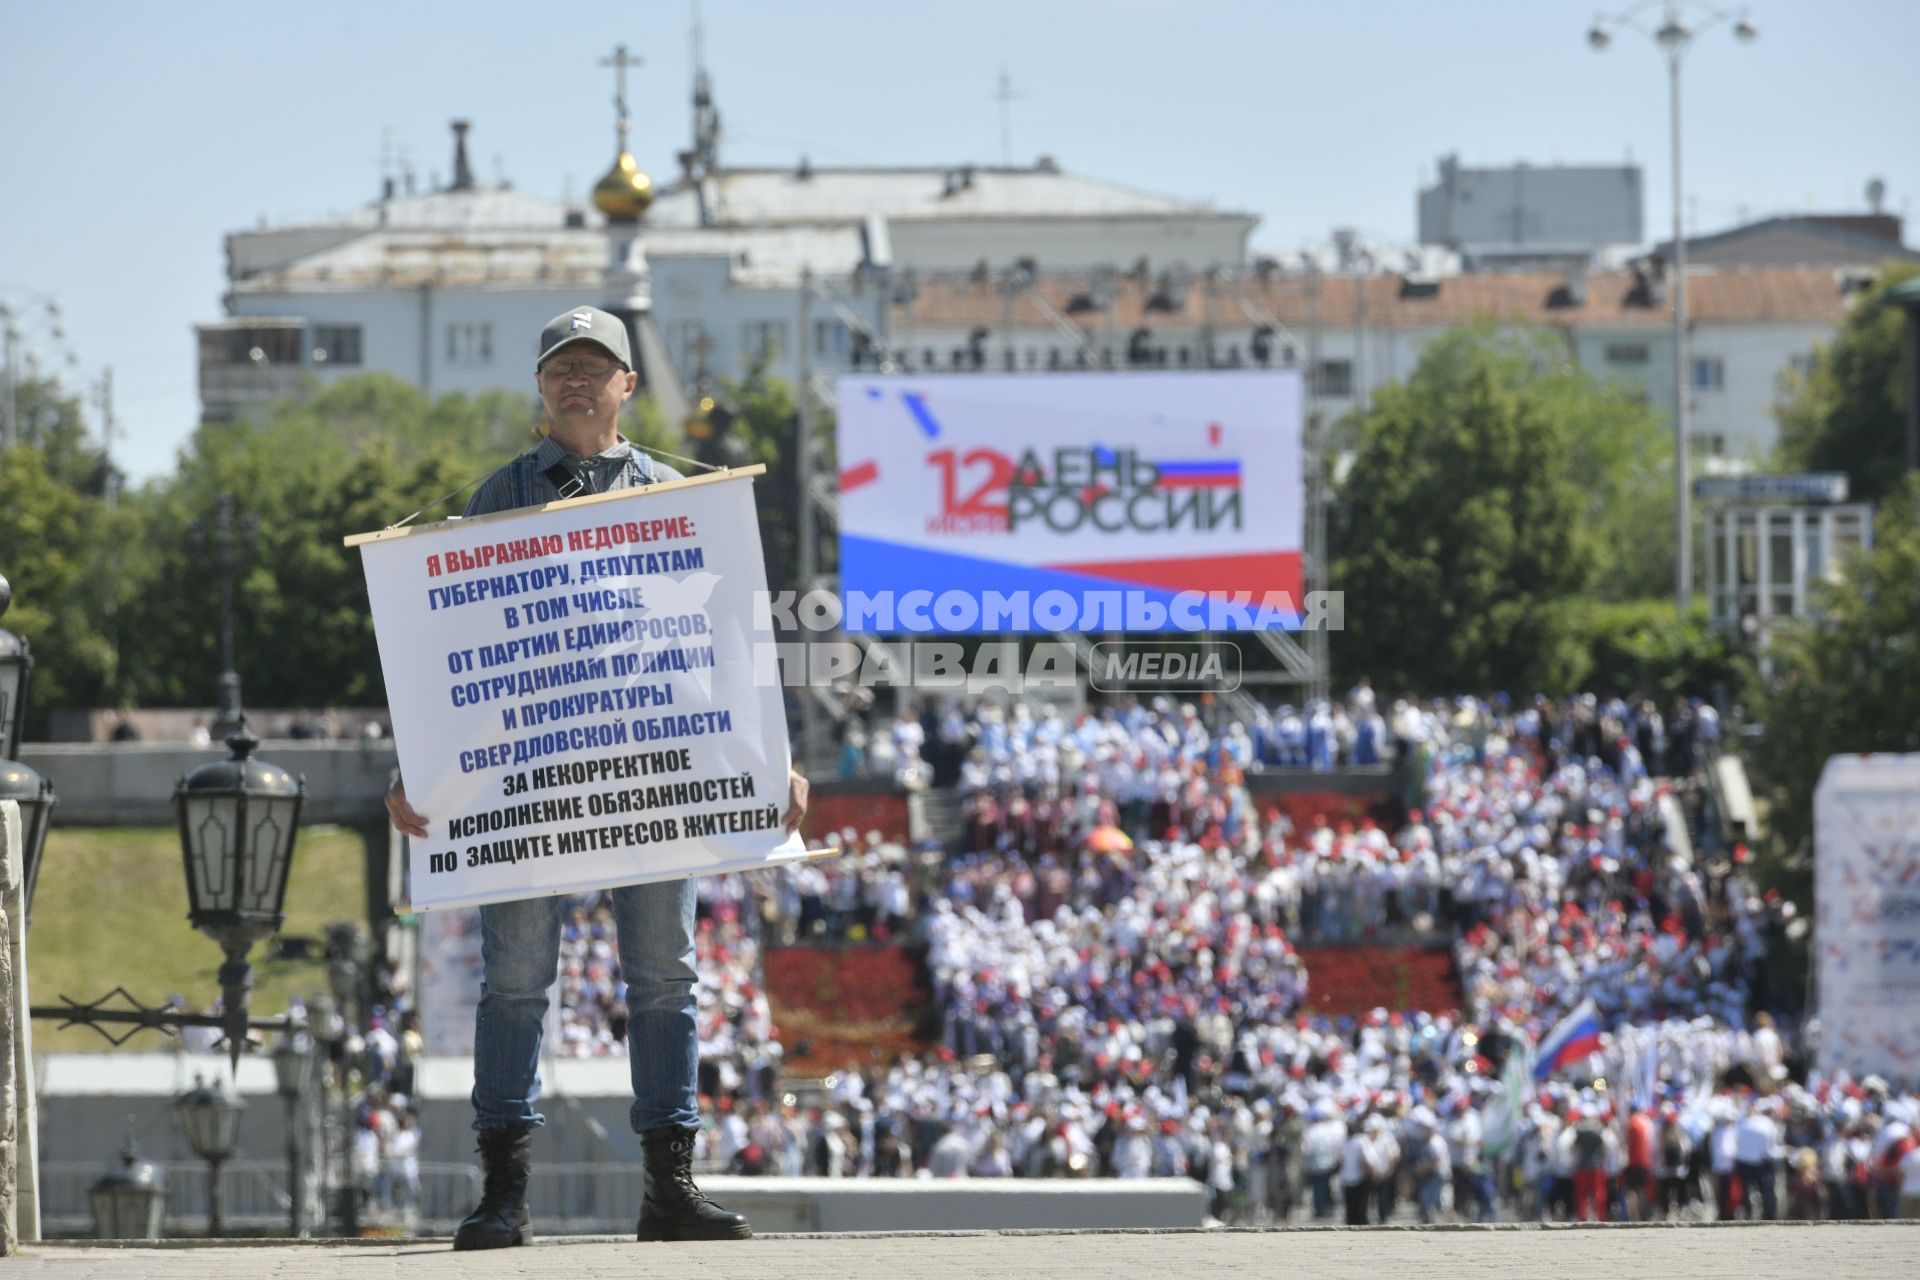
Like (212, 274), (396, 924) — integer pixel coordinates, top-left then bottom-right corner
(1744, 479), (1920, 908)
(0, 369), (762, 723)
(0, 446), (128, 731)
(1331, 324), (1673, 694)
(1558, 598), (1736, 703)
(711, 357), (831, 597)
(1775, 261), (1920, 505)
(0, 376), (136, 732)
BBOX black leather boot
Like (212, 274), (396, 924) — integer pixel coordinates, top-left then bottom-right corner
(453, 1126), (534, 1250)
(636, 1126), (752, 1241)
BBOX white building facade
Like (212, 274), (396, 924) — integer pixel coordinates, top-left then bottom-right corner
(197, 142), (1258, 423)
(200, 188), (606, 421)
(197, 114), (1861, 465)
(885, 264), (1854, 462)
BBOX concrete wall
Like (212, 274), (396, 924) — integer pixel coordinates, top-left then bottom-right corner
(686, 1175), (1208, 1233)
(20, 742), (398, 827)
(887, 215), (1254, 274)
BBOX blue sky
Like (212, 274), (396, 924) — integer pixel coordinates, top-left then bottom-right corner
(2, 0), (1914, 484)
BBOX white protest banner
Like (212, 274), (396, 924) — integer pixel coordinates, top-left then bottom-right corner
(347, 468), (808, 911)
(1814, 754), (1920, 1085)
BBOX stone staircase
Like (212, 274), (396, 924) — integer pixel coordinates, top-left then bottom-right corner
(910, 787), (967, 852)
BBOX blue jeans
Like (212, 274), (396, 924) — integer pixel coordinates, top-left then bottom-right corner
(1415, 1171), (1445, 1221)
(1309, 1171), (1335, 1218)
(472, 881), (699, 1134)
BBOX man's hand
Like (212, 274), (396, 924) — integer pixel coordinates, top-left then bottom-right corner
(386, 779), (429, 839)
(782, 767), (810, 836)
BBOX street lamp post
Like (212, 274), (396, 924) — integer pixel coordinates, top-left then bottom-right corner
(1589, 1), (1757, 613)
(176, 718), (306, 1074)
(309, 992), (343, 1233)
(0, 571), (33, 761)
(176, 1076), (245, 1237)
(272, 1019), (319, 1237)
(192, 493), (259, 739)
(0, 758), (54, 920)
(88, 1136), (166, 1240)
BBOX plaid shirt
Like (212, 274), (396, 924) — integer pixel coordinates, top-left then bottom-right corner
(463, 432), (683, 518)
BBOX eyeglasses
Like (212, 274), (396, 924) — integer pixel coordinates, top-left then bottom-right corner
(540, 353), (616, 379)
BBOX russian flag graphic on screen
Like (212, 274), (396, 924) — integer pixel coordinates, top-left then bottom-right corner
(834, 372), (1305, 633)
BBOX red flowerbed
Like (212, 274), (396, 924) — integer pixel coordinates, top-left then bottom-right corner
(764, 944), (934, 1074)
(1295, 944), (1460, 1018)
(1257, 789), (1406, 837)
(803, 790), (911, 846)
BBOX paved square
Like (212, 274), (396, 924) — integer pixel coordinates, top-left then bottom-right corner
(8, 1224), (1920, 1280)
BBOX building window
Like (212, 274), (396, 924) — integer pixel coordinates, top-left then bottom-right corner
(1691, 355), (1724, 392)
(202, 325), (301, 367)
(1314, 359), (1353, 398)
(446, 323), (493, 366)
(671, 321), (712, 378)
(311, 324), (362, 367)
(741, 319), (788, 364)
(1692, 432), (1727, 456)
(812, 319), (851, 359)
(1605, 341), (1650, 365)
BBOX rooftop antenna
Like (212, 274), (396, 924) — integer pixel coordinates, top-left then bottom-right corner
(693, 10), (722, 179)
(995, 66), (1021, 168)
(449, 119), (475, 192)
(687, 1), (722, 225)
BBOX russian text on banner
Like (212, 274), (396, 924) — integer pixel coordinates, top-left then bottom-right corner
(346, 467), (810, 911)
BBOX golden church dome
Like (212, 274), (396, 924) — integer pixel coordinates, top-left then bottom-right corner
(593, 149), (654, 222)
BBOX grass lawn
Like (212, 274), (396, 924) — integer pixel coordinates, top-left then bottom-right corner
(25, 824), (369, 1054)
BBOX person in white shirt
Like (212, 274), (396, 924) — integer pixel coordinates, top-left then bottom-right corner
(1898, 1141), (1920, 1222)
(1303, 1108), (1347, 1219)
(1114, 1116), (1154, 1179)
(1733, 1101), (1781, 1220)
(1408, 1110), (1451, 1223)
(1709, 1109), (1740, 1219)
(353, 1118), (384, 1218)
(928, 1127), (973, 1178)
(1339, 1120), (1374, 1225)
(384, 1111), (422, 1212)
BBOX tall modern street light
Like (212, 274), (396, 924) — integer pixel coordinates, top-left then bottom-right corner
(1589, 1), (1757, 613)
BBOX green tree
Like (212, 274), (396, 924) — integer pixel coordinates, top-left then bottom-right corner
(8, 374), (121, 497)
(1559, 598), (1736, 702)
(0, 375), (134, 730)
(115, 380), (515, 710)
(709, 361), (834, 597)
(1332, 323), (1671, 693)
(1775, 261), (1920, 505)
(1745, 478), (1920, 910)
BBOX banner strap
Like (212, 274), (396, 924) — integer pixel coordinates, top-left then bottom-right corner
(383, 443), (726, 533)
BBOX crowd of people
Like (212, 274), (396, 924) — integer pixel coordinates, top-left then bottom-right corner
(529, 688), (1920, 1221)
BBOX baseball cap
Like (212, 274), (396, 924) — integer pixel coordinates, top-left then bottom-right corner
(537, 306), (632, 370)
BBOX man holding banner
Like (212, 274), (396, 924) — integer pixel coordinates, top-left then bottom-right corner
(383, 305), (809, 1250)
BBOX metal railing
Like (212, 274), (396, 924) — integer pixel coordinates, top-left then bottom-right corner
(43, 1155), (739, 1238)
(39, 1158), (291, 1235)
